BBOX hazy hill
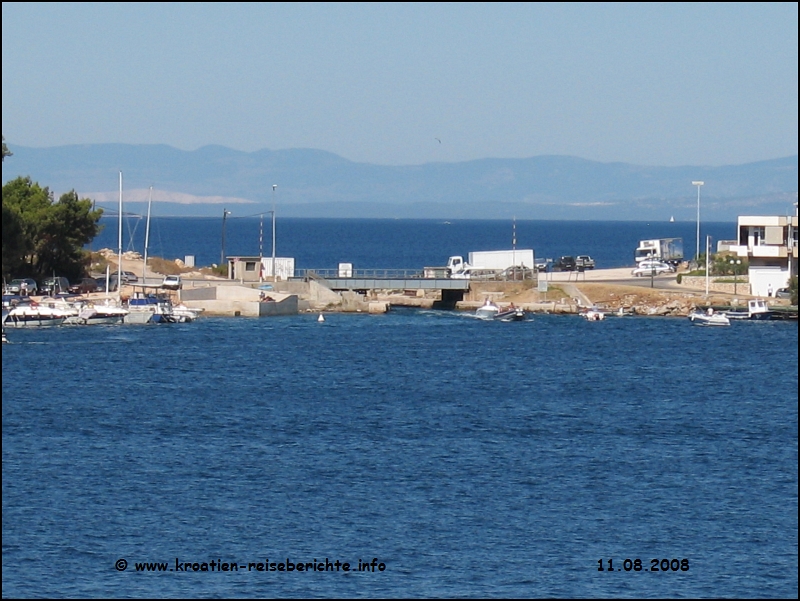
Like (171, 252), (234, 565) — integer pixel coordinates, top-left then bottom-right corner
(2, 144), (797, 220)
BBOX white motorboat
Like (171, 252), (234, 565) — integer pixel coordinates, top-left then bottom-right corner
(688, 309), (730, 326)
(475, 299), (501, 320)
(172, 304), (203, 323)
(581, 307), (606, 321)
(125, 292), (177, 324)
(64, 299), (128, 325)
(5, 301), (71, 327)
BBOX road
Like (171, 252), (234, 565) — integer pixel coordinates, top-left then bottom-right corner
(542, 267), (684, 290)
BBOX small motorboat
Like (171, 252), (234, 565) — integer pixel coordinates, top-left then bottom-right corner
(688, 308), (730, 326)
(475, 299), (501, 320)
(581, 307), (606, 321)
(495, 306), (526, 322)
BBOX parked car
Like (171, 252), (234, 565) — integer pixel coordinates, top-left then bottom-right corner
(553, 256), (576, 272)
(40, 276), (70, 296)
(96, 275), (120, 292)
(500, 265), (535, 281)
(7, 278), (38, 295)
(774, 288), (792, 299)
(632, 261), (672, 277)
(69, 277), (99, 294)
(121, 271), (139, 283)
(534, 258), (550, 272)
(576, 255), (595, 269)
(162, 275), (182, 290)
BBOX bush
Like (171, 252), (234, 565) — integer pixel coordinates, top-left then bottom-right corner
(676, 273), (682, 284)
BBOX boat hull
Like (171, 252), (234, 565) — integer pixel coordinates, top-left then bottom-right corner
(689, 312), (730, 326)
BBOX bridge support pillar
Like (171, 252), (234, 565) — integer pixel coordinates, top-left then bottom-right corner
(433, 288), (464, 310)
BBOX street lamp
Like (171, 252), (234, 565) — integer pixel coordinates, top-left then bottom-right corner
(271, 184), (277, 281)
(692, 181), (704, 262)
(730, 258), (742, 297)
(220, 207), (232, 267)
(649, 252), (656, 288)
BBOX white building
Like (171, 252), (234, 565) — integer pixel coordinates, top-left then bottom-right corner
(731, 211), (798, 296)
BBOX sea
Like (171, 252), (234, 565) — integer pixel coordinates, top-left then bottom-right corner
(3, 219), (798, 599)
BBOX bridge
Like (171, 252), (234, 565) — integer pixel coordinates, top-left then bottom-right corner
(293, 269), (471, 308)
(293, 269), (470, 291)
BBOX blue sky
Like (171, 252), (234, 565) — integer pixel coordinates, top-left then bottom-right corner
(2, 2), (797, 167)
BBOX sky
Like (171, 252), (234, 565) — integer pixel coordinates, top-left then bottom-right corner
(2, 2), (798, 167)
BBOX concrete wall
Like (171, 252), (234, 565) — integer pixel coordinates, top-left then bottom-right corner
(179, 285), (298, 316)
(259, 295), (299, 316)
(679, 276), (751, 295)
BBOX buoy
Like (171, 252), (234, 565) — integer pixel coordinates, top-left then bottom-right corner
(318, 314), (325, 322)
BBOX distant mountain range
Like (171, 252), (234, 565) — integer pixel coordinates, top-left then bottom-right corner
(2, 144), (797, 220)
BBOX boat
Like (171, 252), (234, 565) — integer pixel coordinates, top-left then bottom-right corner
(581, 307), (606, 321)
(688, 308), (730, 326)
(724, 299), (771, 321)
(475, 299), (501, 320)
(475, 300), (526, 321)
(494, 306), (526, 321)
(125, 291), (176, 324)
(5, 300), (71, 327)
(64, 299), (128, 325)
(171, 303), (203, 323)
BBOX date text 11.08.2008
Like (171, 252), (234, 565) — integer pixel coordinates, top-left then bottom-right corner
(598, 558), (689, 572)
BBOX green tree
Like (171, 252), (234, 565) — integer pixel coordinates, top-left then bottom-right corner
(2, 176), (104, 281)
(789, 275), (798, 306)
(2, 136), (11, 161)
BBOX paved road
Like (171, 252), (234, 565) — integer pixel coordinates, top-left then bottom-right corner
(542, 267), (683, 290)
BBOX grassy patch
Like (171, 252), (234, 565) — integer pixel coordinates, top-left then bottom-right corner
(147, 257), (189, 276)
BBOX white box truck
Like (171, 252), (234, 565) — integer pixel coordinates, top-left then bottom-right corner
(634, 238), (683, 266)
(438, 249), (535, 278)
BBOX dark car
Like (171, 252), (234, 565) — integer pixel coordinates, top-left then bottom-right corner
(95, 275), (120, 292)
(69, 277), (99, 294)
(40, 276), (71, 296)
(553, 256), (576, 272)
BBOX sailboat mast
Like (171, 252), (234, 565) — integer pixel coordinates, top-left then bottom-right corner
(143, 186), (152, 282)
(118, 171), (123, 300)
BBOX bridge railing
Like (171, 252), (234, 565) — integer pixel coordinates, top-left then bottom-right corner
(293, 268), (538, 281)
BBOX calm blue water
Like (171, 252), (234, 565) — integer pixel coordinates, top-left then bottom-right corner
(91, 217), (736, 270)
(2, 311), (797, 598)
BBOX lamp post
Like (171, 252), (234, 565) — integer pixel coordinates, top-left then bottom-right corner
(271, 184), (277, 281)
(730, 258), (741, 297)
(692, 181), (704, 262)
(220, 208), (231, 268)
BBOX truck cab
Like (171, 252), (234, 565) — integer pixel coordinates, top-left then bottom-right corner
(446, 256), (470, 275)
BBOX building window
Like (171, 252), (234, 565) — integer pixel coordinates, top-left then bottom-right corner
(752, 226), (765, 246)
(245, 262), (256, 272)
